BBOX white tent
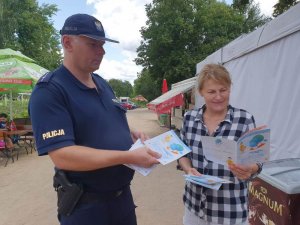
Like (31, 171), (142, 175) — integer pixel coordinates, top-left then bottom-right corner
(195, 3), (300, 160)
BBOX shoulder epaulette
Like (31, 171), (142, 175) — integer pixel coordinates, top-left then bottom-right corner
(37, 71), (55, 84)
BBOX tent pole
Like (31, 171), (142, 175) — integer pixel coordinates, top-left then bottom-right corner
(4, 94), (7, 106)
(10, 90), (13, 121)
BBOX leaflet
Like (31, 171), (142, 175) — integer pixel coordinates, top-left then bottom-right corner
(184, 174), (232, 190)
(125, 130), (191, 176)
(202, 126), (270, 166)
(144, 130), (191, 165)
(125, 139), (157, 176)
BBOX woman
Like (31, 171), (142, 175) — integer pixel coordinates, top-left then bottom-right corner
(0, 113), (14, 149)
(179, 64), (262, 225)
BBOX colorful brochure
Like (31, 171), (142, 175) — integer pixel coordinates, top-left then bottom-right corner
(125, 139), (157, 176)
(144, 130), (191, 165)
(184, 174), (232, 190)
(201, 126), (270, 166)
(125, 130), (191, 176)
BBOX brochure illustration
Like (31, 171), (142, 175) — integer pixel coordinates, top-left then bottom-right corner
(201, 127), (270, 166)
(144, 130), (191, 165)
(125, 130), (191, 176)
(184, 174), (232, 190)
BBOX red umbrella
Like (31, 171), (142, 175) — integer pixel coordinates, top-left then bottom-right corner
(162, 78), (168, 94)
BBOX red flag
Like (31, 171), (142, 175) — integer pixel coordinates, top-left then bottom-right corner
(162, 79), (168, 94)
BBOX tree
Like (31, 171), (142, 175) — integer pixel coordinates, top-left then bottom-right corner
(273, 0), (299, 17)
(232, 0), (250, 11)
(135, 0), (268, 97)
(232, 0), (271, 33)
(136, 0), (201, 87)
(108, 79), (133, 97)
(134, 69), (160, 101)
(0, 0), (61, 70)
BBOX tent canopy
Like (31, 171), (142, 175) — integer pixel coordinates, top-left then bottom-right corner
(195, 3), (300, 160)
(196, 3), (300, 72)
(148, 77), (196, 113)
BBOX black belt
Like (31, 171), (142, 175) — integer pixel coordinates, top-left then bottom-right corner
(78, 188), (126, 204)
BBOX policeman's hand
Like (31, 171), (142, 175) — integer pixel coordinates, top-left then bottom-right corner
(130, 146), (161, 168)
(229, 163), (258, 180)
(130, 130), (149, 143)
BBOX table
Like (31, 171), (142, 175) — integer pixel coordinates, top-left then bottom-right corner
(0, 129), (15, 166)
(2, 129), (32, 136)
(0, 129), (35, 165)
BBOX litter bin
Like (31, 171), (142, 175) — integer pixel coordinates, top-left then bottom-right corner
(159, 114), (168, 126)
(248, 158), (300, 225)
(165, 114), (171, 128)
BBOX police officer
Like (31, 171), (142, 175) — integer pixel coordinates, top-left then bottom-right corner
(29, 13), (161, 225)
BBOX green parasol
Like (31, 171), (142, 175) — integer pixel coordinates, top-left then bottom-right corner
(0, 48), (49, 119)
(0, 48), (34, 62)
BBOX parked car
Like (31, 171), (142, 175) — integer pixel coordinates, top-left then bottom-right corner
(120, 102), (133, 110)
(128, 101), (138, 109)
(118, 98), (138, 110)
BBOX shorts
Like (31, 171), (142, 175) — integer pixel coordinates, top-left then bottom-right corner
(59, 187), (137, 225)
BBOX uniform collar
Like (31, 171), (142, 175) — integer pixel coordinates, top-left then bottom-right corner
(60, 65), (103, 91)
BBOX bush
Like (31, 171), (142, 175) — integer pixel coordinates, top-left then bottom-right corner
(0, 98), (29, 119)
(131, 100), (147, 108)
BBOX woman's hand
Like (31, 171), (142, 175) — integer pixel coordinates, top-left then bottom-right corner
(186, 167), (202, 176)
(228, 163), (258, 180)
(179, 157), (202, 176)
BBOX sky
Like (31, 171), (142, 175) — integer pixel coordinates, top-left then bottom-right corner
(38, 0), (278, 84)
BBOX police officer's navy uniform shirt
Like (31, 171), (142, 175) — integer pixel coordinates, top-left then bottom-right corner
(29, 65), (134, 193)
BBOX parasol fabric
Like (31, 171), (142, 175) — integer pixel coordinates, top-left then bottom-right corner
(0, 48), (49, 119)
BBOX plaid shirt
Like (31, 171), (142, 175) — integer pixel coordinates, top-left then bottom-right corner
(180, 105), (256, 224)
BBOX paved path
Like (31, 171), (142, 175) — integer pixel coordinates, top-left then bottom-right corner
(0, 108), (185, 225)
(128, 109), (185, 225)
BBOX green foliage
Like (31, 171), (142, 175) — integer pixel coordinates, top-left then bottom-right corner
(134, 69), (161, 101)
(0, 0), (61, 70)
(135, 0), (269, 96)
(232, 0), (271, 33)
(130, 99), (147, 108)
(136, 0), (201, 87)
(232, 0), (250, 9)
(0, 96), (29, 118)
(273, 0), (299, 17)
(108, 79), (133, 97)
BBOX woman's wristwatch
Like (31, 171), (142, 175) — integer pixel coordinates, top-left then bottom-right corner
(248, 163), (263, 180)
